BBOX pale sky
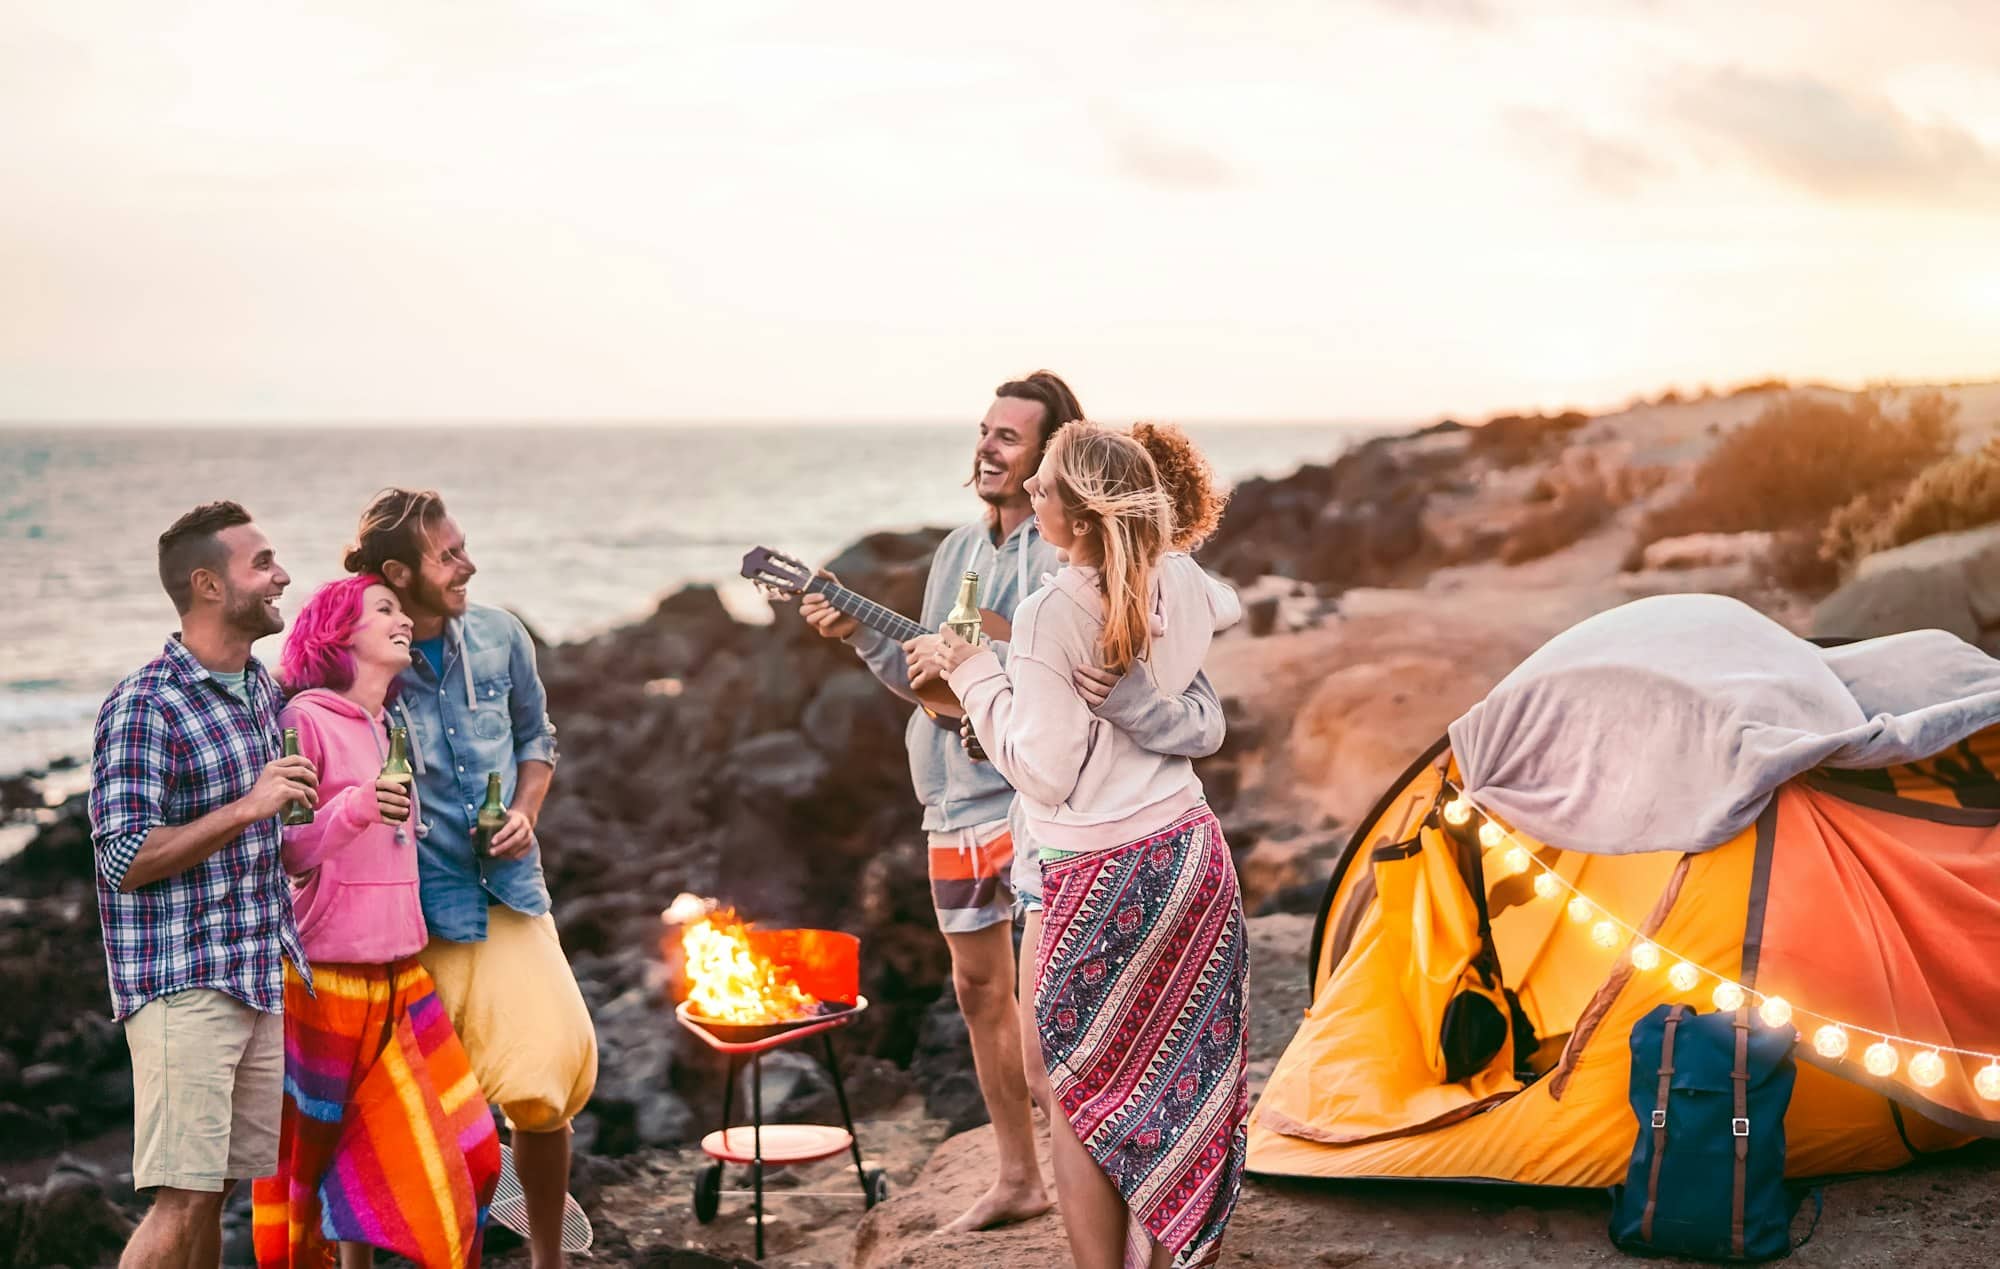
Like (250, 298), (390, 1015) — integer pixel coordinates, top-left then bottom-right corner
(4, 0), (1998, 424)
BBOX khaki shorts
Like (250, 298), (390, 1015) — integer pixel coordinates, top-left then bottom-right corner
(419, 906), (599, 1134)
(124, 988), (283, 1192)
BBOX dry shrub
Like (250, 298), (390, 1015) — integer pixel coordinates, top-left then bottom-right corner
(1468, 411), (1590, 468)
(1726, 377), (1790, 397)
(1636, 391), (1958, 551)
(1501, 486), (1612, 564)
(1819, 436), (2000, 571)
(1819, 484), (1908, 572)
(1762, 527), (1842, 592)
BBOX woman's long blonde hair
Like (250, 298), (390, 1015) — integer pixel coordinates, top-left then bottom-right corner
(1045, 423), (1174, 673)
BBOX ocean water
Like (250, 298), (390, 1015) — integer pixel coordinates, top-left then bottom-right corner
(1, 421), (1384, 774)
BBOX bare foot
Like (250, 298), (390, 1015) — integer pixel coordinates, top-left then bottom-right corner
(938, 1180), (1054, 1234)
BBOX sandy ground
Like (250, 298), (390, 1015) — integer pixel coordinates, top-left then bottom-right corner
(840, 917), (2000, 1269)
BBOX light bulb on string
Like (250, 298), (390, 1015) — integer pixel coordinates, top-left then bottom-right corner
(1758, 997), (1793, 1029)
(1814, 1025), (1849, 1059)
(1864, 1041), (1900, 1077)
(1443, 798), (1472, 826)
(1567, 896), (1593, 924)
(1909, 1051), (1947, 1088)
(1669, 961), (1701, 992)
(1712, 982), (1746, 1012)
(1533, 872), (1564, 902)
(1975, 1063), (2000, 1101)
(1478, 821), (1506, 849)
(1502, 846), (1532, 877)
(1590, 920), (1619, 948)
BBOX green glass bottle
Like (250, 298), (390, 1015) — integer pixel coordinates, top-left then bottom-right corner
(474, 772), (507, 857)
(379, 726), (413, 841)
(280, 728), (313, 826)
(943, 572), (987, 761)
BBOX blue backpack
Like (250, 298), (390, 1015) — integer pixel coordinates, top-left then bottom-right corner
(1611, 1004), (1817, 1261)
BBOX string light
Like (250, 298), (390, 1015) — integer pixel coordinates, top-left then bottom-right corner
(1436, 780), (2000, 1103)
(1976, 1064), (2000, 1101)
(1909, 1051), (1947, 1089)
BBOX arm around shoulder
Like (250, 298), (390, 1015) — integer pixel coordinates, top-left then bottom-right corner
(1096, 665), (1227, 758)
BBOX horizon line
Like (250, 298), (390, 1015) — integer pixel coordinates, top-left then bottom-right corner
(2, 373), (1994, 433)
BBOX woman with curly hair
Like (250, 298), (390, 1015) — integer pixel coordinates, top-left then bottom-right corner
(918, 422), (1248, 1269)
(253, 576), (498, 1269)
(1006, 422), (1235, 1125)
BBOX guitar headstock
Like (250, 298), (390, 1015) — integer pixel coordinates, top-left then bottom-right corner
(741, 546), (816, 600)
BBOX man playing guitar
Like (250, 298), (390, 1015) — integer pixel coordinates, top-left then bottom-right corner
(796, 373), (1226, 1234)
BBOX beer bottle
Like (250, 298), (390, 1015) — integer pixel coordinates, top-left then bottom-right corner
(280, 728), (313, 825)
(379, 725), (414, 829)
(943, 572), (987, 761)
(474, 772), (507, 857)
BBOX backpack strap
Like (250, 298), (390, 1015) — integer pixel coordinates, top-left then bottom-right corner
(1731, 1009), (1752, 1258)
(1641, 1004), (1688, 1243)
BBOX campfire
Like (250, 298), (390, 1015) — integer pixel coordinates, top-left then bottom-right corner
(682, 909), (819, 1025)
(663, 893), (859, 1029)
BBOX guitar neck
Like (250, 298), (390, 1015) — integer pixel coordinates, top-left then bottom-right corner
(809, 578), (929, 643)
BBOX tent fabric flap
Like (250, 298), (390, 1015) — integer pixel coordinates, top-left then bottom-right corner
(1256, 819), (1520, 1147)
(1758, 781), (2000, 1138)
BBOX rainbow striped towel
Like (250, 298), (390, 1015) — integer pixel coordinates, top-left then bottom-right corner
(253, 959), (500, 1268)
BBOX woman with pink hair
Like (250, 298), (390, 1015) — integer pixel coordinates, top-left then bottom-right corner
(252, 576), (498, 1269)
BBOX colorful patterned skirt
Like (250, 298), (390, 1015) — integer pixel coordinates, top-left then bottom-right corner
(252, 958), (500, 1269)
(1036, 806), (1250, 1269)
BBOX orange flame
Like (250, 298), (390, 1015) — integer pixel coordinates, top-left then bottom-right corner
(681, 909), (819, 1024)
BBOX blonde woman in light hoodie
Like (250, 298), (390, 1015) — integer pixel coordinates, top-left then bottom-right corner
(920, 423), (1249, 1269)
(254, 576), (497, 1269)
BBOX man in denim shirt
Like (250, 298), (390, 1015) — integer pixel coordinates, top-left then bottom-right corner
(347, 488), (596, 1269)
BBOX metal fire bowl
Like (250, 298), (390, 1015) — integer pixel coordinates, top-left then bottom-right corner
(675, 997), (868, 1050)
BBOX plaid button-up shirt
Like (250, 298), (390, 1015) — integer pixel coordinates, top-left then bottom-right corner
(88, 636), (310, 1020)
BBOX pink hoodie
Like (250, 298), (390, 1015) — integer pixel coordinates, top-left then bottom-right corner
(279, 689), (427, 965)
(949, 552), (1241, 851)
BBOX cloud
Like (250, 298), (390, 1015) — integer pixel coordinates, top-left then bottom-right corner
(1504, 108), (1670, 196)
(1672, 67), (2000, 204)
(1368, 0), (1498, 23)
(1103, 120), (1242, 192)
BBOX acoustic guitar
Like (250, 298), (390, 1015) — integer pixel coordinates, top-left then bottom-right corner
(741, 546), (1010, 724)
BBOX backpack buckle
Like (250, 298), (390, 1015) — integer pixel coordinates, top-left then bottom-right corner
(1651, 1110), (1667, 1129)
(1732, 1117), (1750, 1137)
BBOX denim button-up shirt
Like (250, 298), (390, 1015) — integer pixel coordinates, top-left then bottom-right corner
(392, 603), (558, 941)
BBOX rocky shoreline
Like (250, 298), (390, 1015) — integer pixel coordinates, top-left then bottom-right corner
(6, 384), (2000, 1266)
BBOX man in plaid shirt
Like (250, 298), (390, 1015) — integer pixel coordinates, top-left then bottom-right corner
(89, 501), (320, 1268)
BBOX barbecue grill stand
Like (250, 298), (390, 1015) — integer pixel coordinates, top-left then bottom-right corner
(676, 997), (887, 1259)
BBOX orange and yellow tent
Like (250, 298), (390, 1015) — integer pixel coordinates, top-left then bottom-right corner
(1248, 730), (2000, 1186)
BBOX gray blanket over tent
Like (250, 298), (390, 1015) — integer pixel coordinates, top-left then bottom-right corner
(1448, 593), (2000, 856)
